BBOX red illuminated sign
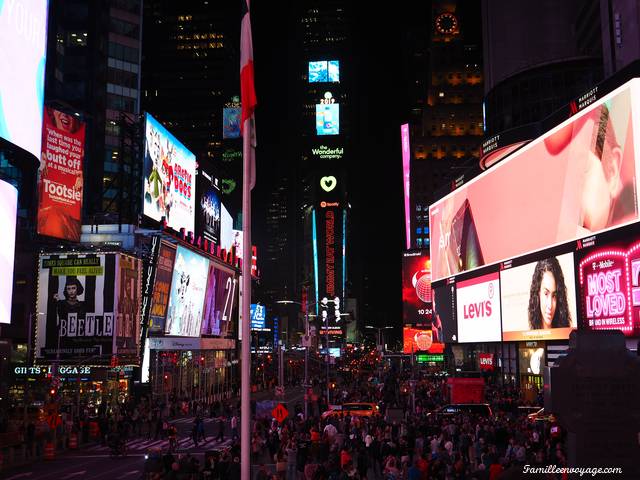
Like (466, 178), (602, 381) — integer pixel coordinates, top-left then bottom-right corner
(403, 328), (445, 354)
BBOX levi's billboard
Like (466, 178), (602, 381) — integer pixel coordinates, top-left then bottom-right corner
(430, 80), (640, 282)
(455, 272), (501, 343)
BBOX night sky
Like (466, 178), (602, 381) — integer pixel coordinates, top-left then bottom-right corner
(247, 1), (451, 342)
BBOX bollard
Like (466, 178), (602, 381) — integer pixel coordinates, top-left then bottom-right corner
(44, 442), (55, 460)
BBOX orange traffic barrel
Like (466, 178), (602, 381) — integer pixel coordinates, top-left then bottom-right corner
(44, 442), (55, 460)
(68, 433), (78, 449)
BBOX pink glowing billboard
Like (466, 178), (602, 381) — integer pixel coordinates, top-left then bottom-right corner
(576, 235), (640, 337)
(430, 81), (640, 282)
(401, 124), (411, 249)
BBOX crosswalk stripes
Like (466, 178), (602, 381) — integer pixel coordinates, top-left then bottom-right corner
(84, 436), (233, 453)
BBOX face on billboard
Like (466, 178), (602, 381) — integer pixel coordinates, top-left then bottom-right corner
(0, 179), (17, 324)
(35, 253), (117, 363)
(456, 272), (501, 343)
(0, 0), (48, 159)
(432, 282), (457, 343)
(316, 104), (340, 135)
(402, 251), (432, 325)
(430, 83), (638, 282)
(38, 107), (85, 241)
(576, 234), (640, 337)
(165, 246), (208, 336)
(501, 253), (577, 341)
(142, 113), (196, 234)
(149, 243), (176, 333)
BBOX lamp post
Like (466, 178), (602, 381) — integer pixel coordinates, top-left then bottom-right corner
(365, 325), (394, 352)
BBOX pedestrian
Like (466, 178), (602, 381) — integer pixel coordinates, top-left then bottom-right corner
(216, 416), (225, 442)
(231, 413), (239, 441)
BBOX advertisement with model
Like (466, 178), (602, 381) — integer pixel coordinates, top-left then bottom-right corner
(455, 272), (502, 343)
(430, 81), (639, 282)
(142, 113), (196, 235)
(500, 253), (577, 341)
(116, 255), (142, 363)
(432, 280), (457, 343)
(37, 107), (85, 241)
(0, 179), (17, 324)
(164, 246), (208, 337)
(35, 253), (118, 363)
(402, 251), (432, 325)
(201, 263), (237, 337)
(0, 0), (49, 159)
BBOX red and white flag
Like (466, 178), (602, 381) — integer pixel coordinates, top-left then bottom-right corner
(241, 0), (257, 189)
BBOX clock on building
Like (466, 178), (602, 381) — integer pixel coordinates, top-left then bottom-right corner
(435, 12), (458, 34)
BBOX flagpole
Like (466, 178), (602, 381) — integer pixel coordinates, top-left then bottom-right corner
(240, 119), (252, 479)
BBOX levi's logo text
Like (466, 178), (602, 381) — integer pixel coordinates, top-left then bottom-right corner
(463, 281), (494, 319)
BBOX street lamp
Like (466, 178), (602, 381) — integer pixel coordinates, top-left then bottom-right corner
(365, 325), (394, 352)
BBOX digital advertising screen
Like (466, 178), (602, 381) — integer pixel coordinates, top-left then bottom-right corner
(223, 107), (241, 139)
(430, 81), (639, 282)
(402, 251), (432, 325)
(576, 230), (640, 337)
(316, 104), (340, 135)
(196, 168), (221, 245)
(402, 123), (411, 249)
(142, 113), (196, 235)
(37, 107), (85, 241)
(35, 253), (118, 363)
(220, 203), (234, 251)
(201, 263), (237, 337)
(500, 253), (577, 341)
(149, 242), (176, 333)
(250, 303), (266, 330)
(519, 344), (546, 375)
(402, 327), (445, 354)
(456, 272), (502, 343)
(165, 246), (208, 336)
(0, 179), (17, 324)
(116, 255), (141, 363)
(0, 0), (49, 159)
(432, 281), (457, 343)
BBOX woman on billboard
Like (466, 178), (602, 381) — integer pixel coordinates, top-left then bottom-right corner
(527, 257), (572, 330)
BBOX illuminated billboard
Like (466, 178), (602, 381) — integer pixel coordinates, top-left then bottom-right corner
(433, 281), (457, 343)
(250, 303), (266, 330)
(220, 203), (234, 251)
(37, 107), (85, 241)
(223, 107), (241, 139)
(402, 327), (445, 354)
(0, 0), (49, 159)
(316, 104), (340, 135)
(308, 60), (340, 83)
(196, 167), (221, 245)
(116, 255), (142, 364)
(149, 242), (176, 333)
(519, 344), (545, 375)
(0, 179), (17, 324)
(430, 81), (639, 282)
(165, 246), (208, 336)
(401, 124), (411, 249)
(456, 272), (501, 343)
(501, 253), (577, 341)
(142, 113), (196, 234)
(314, 206), (346, 305)
(35, 253), (118, 363)
(402, 251), (432, 325)
(201, 263), (238, 337)
(576, 228), (640, 337)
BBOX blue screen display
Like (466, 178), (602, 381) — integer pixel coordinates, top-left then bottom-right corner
(316, 104), (340, 135)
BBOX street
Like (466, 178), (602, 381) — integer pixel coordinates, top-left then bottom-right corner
(3, 386), (305, 480)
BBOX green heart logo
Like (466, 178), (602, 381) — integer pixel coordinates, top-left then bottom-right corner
(320, 176), (337, 192)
